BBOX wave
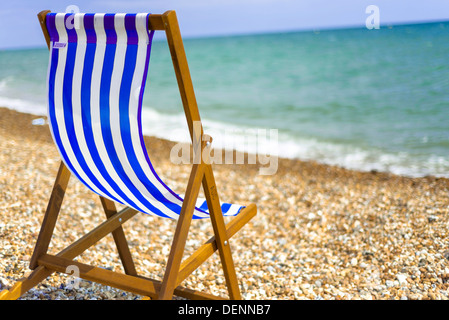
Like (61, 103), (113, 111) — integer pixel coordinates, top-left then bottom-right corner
(139, 105), (449, 178)
(0, 96), (47, 116)
(274, 136), (449, 178)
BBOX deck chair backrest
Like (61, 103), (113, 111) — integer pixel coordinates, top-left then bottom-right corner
(46, 13), (243, 219)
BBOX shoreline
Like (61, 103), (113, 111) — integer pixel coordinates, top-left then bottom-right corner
(1, 94), (446, 179)
(1, 104), (445, 181)
(1, 106), (449, 300)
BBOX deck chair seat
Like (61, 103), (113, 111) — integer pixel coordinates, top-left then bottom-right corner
(0, 10), (256, 300)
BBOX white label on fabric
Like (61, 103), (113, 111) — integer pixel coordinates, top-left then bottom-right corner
(54, 42), (67, 49)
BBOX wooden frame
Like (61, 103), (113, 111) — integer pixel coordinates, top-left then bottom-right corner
(0, 10), (257, 300)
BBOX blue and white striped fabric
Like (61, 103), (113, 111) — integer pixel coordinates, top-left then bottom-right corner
(45, 12), (244, 219)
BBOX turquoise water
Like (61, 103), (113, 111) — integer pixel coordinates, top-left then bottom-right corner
(0, 21), (448, 177)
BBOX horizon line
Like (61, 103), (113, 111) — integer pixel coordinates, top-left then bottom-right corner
(1, 18), (448, 51)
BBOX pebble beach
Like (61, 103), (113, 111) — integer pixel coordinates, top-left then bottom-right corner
(1, 106), (449, 300)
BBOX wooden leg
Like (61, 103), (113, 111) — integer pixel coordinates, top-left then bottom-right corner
(203, 164), (242, 300)
(100, 197), (137, 276)
(29, 161), (71, 270)
(0, 266), (53, 300)
(158, 163), (205, 300)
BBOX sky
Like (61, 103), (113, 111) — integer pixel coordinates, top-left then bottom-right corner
(1, 0), (449, 49)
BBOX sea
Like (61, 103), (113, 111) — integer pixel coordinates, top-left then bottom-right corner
(0, 21), (448, 178)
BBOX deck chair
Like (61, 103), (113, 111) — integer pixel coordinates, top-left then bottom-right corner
(0, 10), (256, 300)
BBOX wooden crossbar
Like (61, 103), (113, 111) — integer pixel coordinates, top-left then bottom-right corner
(148, 14), (165, 30)
(177, 204), (257, 286)
(57, 207), (139, 260)
(38, 254), (225, 300)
